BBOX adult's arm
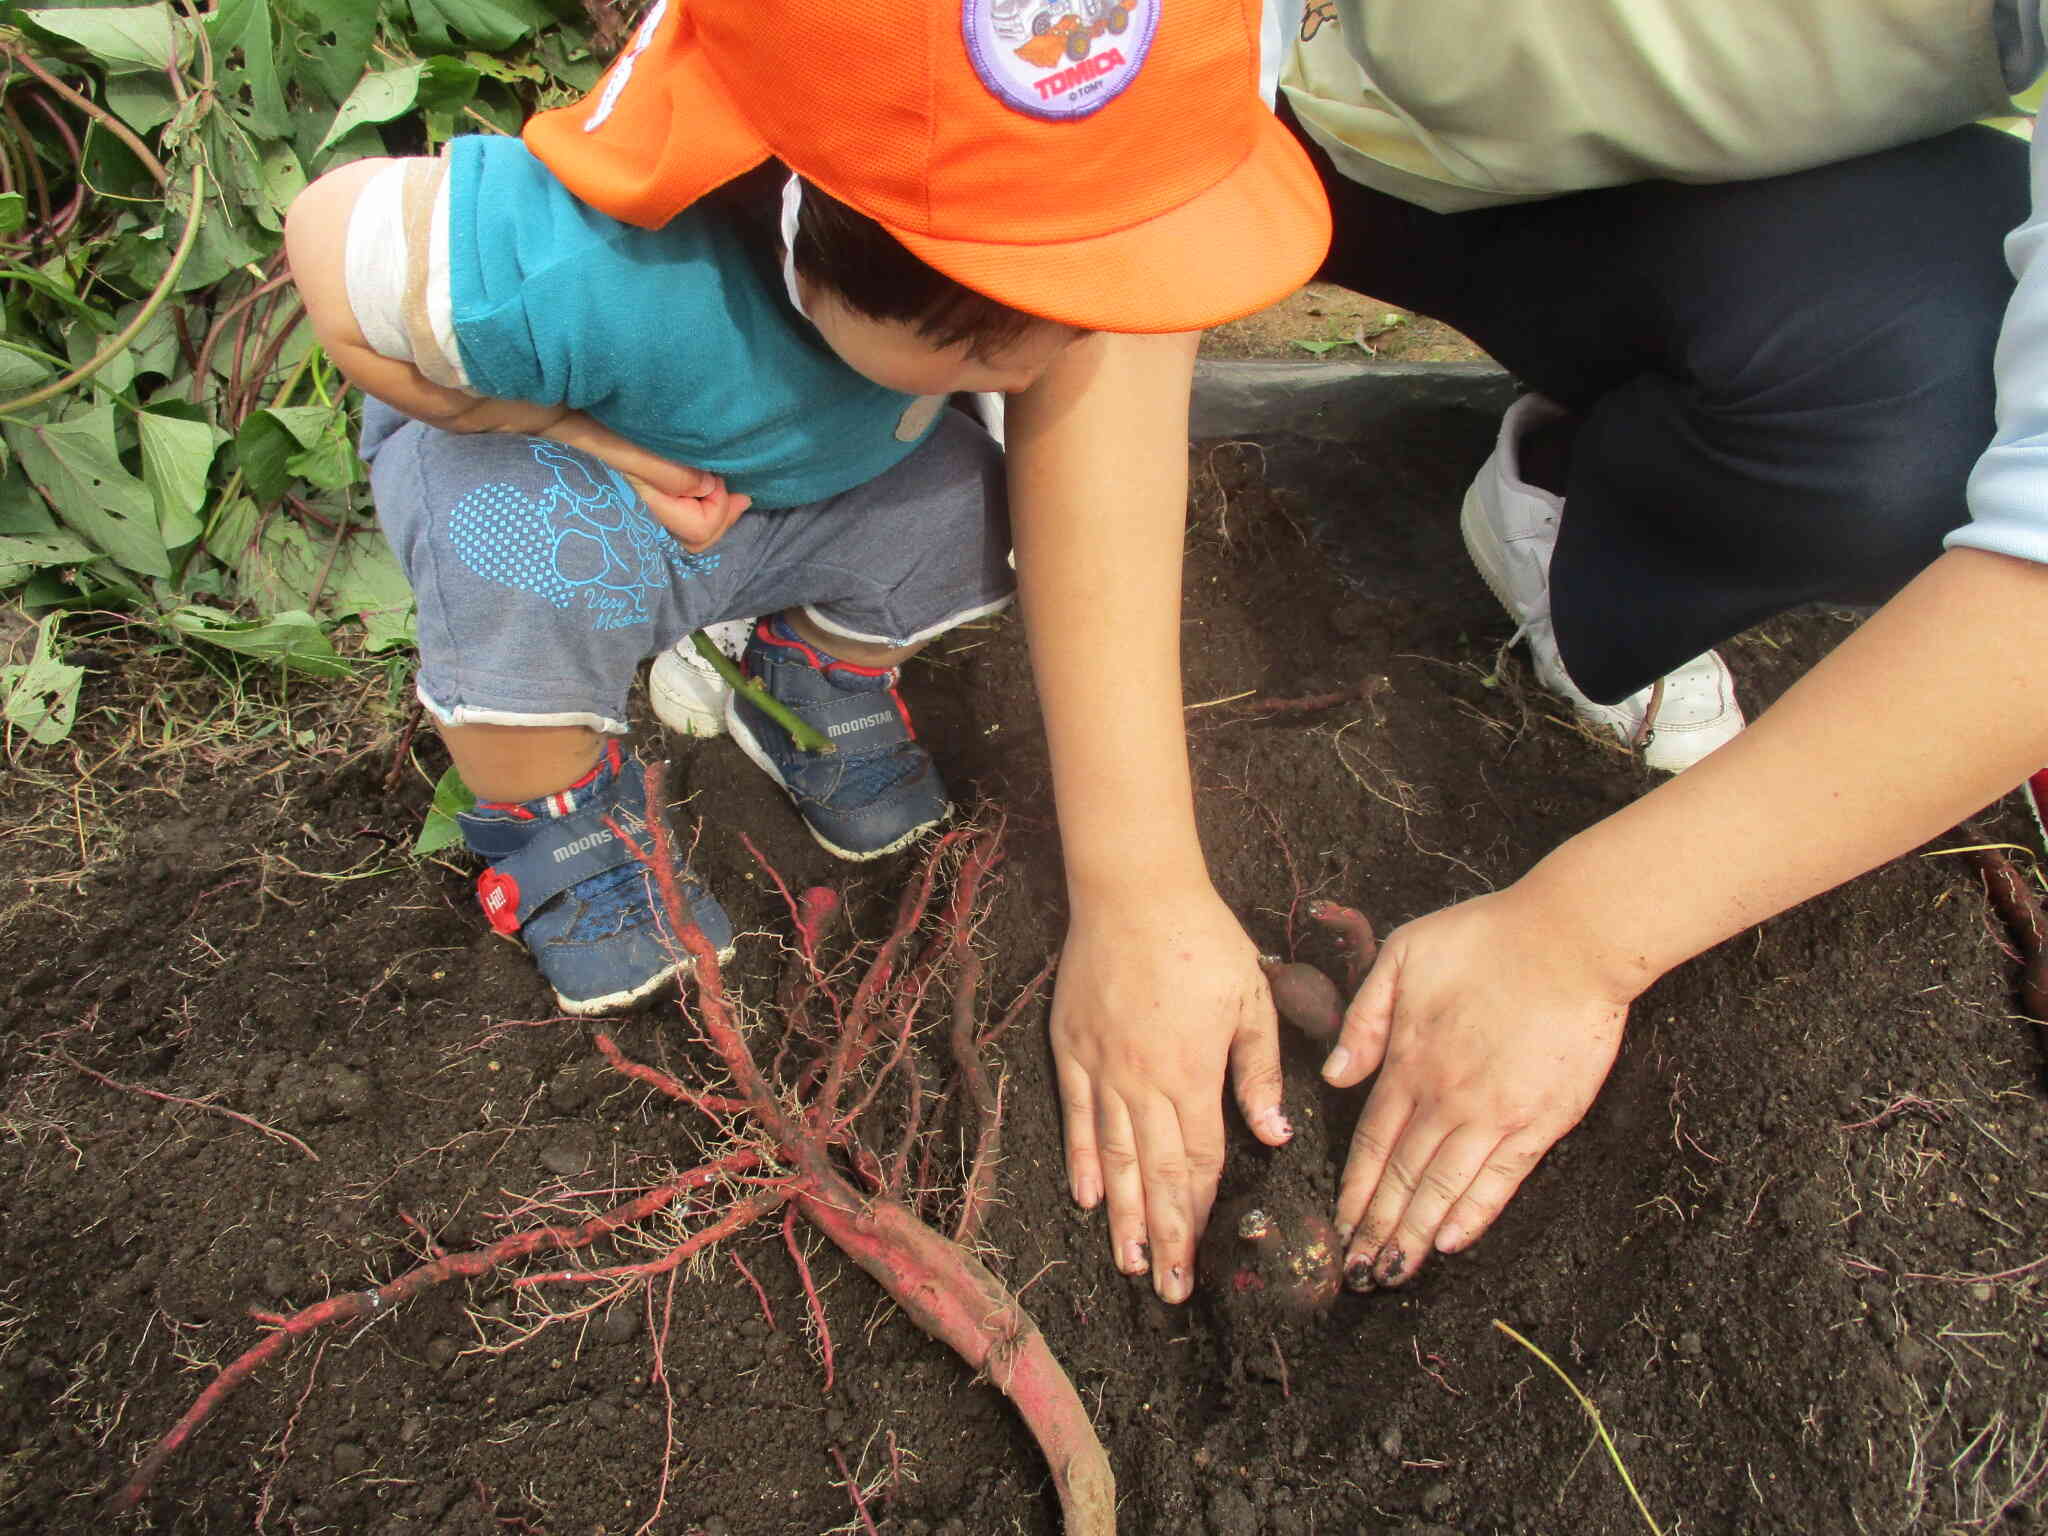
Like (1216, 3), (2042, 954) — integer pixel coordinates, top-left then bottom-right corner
(1323, 107), (2048, 1288)
(1324, 548), (2048, 1287)
(1006, 331), (1292, 1305)
(283, 158), (747, 549)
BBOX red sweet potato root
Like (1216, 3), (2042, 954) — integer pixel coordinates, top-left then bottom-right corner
(116, 776), (1113, 1533)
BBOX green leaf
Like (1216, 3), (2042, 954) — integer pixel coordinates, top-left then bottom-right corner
(208, 0), (289, 137)
(319, 64), (424, 152)
(464, 48), (544, 84)
(415, 764), (474, 855)
(0, 467), (57, 536)
(0, 343), (57, 394)
(26, 4), (183, 71)
(62, 314), (134, 395)
(405, 0), (549, 51)
(166, 603), (351, 675)
(253, 139), (309, 233)
(417, 54), (483, 112)
(0, 260), (98, 320)
(0, 194), (24, 235)
(3, 406), (169, 579)
(275, 0), (381, 109)
(0, 531), (96, 585)
(321, 533), (414, 650)
(103, 68), (181, 134)
(137, 409), (223, 547)
(127, 308), (183, 385)
(237, 403), (351, 500)
(0, 614), (84, 745)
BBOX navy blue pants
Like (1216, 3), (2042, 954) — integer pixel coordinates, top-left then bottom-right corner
(1286, 108), (2031, 702)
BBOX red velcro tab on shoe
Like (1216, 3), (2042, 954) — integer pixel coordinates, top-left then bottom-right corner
(477, 869), (523, 936)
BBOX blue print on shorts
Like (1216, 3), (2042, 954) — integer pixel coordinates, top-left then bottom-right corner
(448, 442), (718, 631)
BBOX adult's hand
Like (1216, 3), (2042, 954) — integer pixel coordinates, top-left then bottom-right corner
(1320, 885), (1632, 1289)
(1051, 884), (1290, 1302)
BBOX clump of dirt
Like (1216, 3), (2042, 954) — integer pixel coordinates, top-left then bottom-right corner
(1, 403), (2043, 1535)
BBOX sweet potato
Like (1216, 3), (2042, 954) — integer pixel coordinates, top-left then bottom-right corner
(1199, 1194), (1343, 1322)
(1261, 958), (1342, 1043)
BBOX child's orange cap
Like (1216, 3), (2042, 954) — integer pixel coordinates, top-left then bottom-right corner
(523, 0), (1330, 334)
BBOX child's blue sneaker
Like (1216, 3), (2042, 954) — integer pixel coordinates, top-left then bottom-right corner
(458, 742), (735, 1015)
(724, 617), (951, 860)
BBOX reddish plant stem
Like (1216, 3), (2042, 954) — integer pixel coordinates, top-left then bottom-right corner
(835, 959), (936, 1139)
(113, 1150), (760, 1510)
(784, 1202), (836, 1392)
(830, 1445), (882, 1536)
(593, 1032), (748, 1119)
(794, 1177), (1116, 1535)
(191, 269), (291, 405)
(981, 955), (1057, 1050)
(1229, 677), (1387, 715)
(639, 1270), (681, 1536)
(252, 1336), (326, 1532)
(730, 1251), (776, 1331)
(51, 1050), (318, 1160)
(1965, 847), (2048, 1079)
(949, 926), (997, 1244)
(514, 1191), (785, 1287)
(885, 1051), (929, 1200)
(629, 763), (1116, 1534)
(818, 831), (962, 1123)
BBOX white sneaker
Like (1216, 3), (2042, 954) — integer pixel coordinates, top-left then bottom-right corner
(1460, 395), (1744, 774)
(648, 618), (755, 737)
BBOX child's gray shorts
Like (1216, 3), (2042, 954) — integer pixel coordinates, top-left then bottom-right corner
(363, 401), (1012, 734)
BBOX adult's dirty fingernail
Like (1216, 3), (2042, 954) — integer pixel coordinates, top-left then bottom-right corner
(1436, 1224), (1466, 1253)
(1321, 1047), (1352, 1083)
(1343, 1255), (1376, 1293)
(1074, 1174), (1100, 1209)
(1257, 1107), (1293, 1142)
(1373, 1244), (1408, 1286)
(1122, 1240), (1148, 1276)
(1164, 1264), (1190, 1304)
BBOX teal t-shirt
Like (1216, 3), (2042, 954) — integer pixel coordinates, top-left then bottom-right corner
(444, 136), (941, 510)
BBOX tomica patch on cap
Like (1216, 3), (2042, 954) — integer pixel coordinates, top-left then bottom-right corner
(964, 0), (1157, 121)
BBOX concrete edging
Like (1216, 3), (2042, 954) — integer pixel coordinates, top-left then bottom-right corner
(1189, 357), (1516, 442)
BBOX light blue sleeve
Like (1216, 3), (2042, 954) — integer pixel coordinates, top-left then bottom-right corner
(448, 136), (712, 414)
(1957, 109), (2048, 567)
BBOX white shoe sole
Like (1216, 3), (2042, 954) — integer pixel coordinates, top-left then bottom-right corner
(1462, 481), (1742, 772)
(1459, 479), (1521, 624)
(551, 938), (740, 1017)
(649, 620), (754, 737)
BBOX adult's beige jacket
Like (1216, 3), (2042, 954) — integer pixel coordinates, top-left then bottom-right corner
(1279, 0), (2037, 211)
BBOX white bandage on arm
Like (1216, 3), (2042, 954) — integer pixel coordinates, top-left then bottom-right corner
(342, 158), (468, 389)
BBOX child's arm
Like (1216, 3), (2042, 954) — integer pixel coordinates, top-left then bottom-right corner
(1005, 330), (1291, 1306)
(283, 159), (747, 552)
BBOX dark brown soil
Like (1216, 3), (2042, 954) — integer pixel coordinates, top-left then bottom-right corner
(3, 405), (2045, 1535)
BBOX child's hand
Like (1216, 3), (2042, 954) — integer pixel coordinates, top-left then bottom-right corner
(623, 470), (752, 553)
(539, 412), (752, 552)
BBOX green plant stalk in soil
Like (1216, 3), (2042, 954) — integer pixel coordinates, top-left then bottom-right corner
(1494, 1318), (1666, 1536)
(691, 628), (834, 754)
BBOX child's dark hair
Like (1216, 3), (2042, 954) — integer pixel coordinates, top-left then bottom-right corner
(708, 161), (1072, 362)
